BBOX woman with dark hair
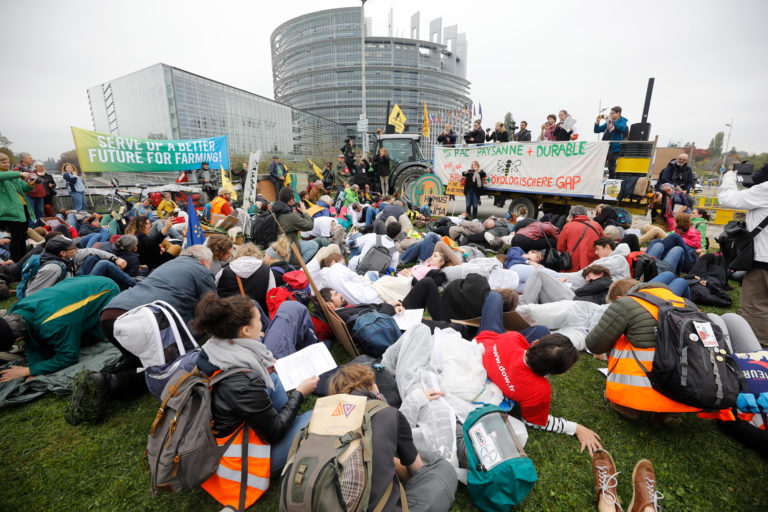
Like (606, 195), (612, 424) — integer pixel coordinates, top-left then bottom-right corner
(206, 233), (233, 276)
(193, 293), (318, 508)
(124, 215), (175, 270)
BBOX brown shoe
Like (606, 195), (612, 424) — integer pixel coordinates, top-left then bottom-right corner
(629, 459), (664, 512)
(592, 449), (622, 511)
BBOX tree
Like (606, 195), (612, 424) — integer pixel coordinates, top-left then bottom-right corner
(0, 131), (11, 148)
(503, 112), (515, 132)
(708, 131), (724, 158)
(0, 147), (16, 166)
(56, 149), (80, 171)
(44, 157), (56, 171)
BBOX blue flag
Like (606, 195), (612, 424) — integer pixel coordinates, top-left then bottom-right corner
(187, 195), (205, 246)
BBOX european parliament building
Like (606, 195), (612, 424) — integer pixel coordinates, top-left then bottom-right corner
(271, 7), (472, 140)
(87, 63), (347, 164)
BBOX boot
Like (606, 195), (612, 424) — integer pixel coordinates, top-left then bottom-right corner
(629, 459), (664, 512)
(592, 449), (622, 512)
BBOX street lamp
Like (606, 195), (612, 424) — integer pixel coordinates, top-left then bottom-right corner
(360, 0), (368, 155)
(720, 119), (733, 173)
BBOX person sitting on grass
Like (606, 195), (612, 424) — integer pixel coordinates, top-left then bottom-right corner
(0, 276), (119, 384)
(124, 215), (177, 270)
(192, 293), (318, 509)
(327, 363), (458, 512)
(205, 233), (233, 277)
(475, 290), (604, 455)
(216, 242), (275, 314)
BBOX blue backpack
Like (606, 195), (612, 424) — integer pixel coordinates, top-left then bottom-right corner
(17, 254), (68, 299)
(615, 207), (632, 228)
(350, 312), (401, 357)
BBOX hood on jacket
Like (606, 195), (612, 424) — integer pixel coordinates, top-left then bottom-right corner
(272, 201), (293, 215)
(612, 243), (630, 258)
(228, 256), (265, 278)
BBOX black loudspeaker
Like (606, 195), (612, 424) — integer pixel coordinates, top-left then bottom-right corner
(629, 122), (651, 141)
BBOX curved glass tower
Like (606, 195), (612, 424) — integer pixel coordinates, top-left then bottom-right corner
(271, 7), (471, 145)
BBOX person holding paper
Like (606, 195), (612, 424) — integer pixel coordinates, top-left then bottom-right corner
(552, 110), (576, 141)
(594, 106), (628, 179)
(192, 293), (319, 478)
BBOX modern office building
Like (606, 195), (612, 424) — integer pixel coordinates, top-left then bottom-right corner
(87, 63), (347, 165)
(271, 8), (472, 145)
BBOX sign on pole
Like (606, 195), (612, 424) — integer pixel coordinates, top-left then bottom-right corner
(242, 151), (261, 210)
(388, 104), (406, 134)
(422, 194), (449, 216)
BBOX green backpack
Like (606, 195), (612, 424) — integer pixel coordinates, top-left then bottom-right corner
(280, 394), (406, 512)
(463, 405), (538, 511)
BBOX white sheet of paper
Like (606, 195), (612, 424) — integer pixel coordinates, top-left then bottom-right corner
(598, 368), (609, 377)
(273, 343), (338, 391)
(562, 116), (577, 131)
(395, 309), (424, 330)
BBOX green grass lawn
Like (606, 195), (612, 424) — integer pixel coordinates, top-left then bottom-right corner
(1, 288), (766, 511)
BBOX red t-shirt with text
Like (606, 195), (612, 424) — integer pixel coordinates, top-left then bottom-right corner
(477, 330), (551, 426)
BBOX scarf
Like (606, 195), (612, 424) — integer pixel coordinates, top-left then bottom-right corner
(472, 169), (483, 188)
(202, 337), (275, 390)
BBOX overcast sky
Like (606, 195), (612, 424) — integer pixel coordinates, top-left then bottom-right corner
(3, 0), (767, 160)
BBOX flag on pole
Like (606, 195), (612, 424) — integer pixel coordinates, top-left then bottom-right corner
(422, 102), (430, 138)
(388, 104), (406, 134)
(308, 159), (323, 179)
(479, 103), (483, 119)
(186, 194), (205, 246)
(220, 165), (237, 201)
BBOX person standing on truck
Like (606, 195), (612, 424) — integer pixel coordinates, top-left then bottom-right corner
(515, 121), (532, 141)
(464, 120), (485, 146)
(539, 114), (557, 141)
(485, 122), (509, 143)
(594, 106), (628, 179)
(437, 123), (457, 147)
(462, 160), (486, 220)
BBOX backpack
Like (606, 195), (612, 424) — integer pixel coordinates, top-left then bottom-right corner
(615, 207), (632, 228)
(463, 406), (537, 511)
(350, 312), (402, 357)
(113, 301), (201, 399)
(628, 290), (742, 410)
(16, 255), (68, 299)
(356, 235), (394, 275)
(280, 394), (404, 512)
(201, 202), (212, 223)
(717, 217), (768, 272)
(145, 367), (248, 494)
(250, 210), (279, 249)
(627, 251), (658, 282)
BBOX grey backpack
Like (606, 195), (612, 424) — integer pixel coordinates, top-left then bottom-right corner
(144, 368), (247, 494)
(356, 235), (394, 275)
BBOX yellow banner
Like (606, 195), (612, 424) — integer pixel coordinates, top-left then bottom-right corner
(422, 102), (430, 138)
(220, 165), (237, 201)
(388, 104), (406, 134)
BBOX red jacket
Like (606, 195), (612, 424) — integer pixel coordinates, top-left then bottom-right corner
(556, 216), (604, 272)
(676, 226), (702, 250)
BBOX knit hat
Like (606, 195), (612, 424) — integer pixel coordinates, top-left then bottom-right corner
(45, 236), (77, 254)
(115, 234), (138, 251)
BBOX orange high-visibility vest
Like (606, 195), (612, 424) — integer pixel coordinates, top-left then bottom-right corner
(201, 424), (270, 509)
(605, 287), (701, 413)
(211, 196), (229, 216)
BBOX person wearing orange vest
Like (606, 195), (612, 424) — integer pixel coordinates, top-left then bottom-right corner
(586, 282), (703, 424)
(210, 188), (233, 217)
(192, 293), (319, 510)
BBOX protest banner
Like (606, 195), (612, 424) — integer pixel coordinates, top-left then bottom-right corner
(434, 141), (609, 198)
(242, 151), (261, 210)
(71, 126), (230, 173)
(445, 181), (464, 196)
(422, 194), (449, 216)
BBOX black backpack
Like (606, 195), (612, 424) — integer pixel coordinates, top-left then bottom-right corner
(717, 217), (768, 272)
(250, 210), (278, 249)
(631, 253), (658, 282)
(628, 290), (742, 410)
(356, 235), (394, 274)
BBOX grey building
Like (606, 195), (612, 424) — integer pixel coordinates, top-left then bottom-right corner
(87, 63), (347, 165)
(271, 8), (471, 147)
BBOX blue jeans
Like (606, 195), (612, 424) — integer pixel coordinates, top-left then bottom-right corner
(650, 271), (691, 299)
(465, 188), (479, 219)
(647, 244), (684, 275)
(79, 228), (110, 248)
(647, 232), (695, 273)
(66, 212), (81, 231)
(77, 255), (136, 289)
(364, 205), (379, 227)
(70, 191), (86, 211)
(400, 232), (440, 264)
(478, 292), (551, 343)
(268, 373), (312, 475)
(26, 196), (44, 226)
(263, 301), (319, 359)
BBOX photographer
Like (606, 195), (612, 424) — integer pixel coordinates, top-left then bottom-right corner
(718, 163), (768, 346)
(515, 121), (532, 141)
(464, 119), (485, 146)
(594, 106), (628, 179)
(437, 123), (457, 147)
(341, 137), (355, 171)
(0, 152), (35, 261)
(485, 122), (509, 143)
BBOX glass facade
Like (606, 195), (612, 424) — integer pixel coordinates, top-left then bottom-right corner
(271, 8), (472, 151)
(87, 64), (347, 167)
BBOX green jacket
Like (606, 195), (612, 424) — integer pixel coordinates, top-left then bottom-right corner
(272, 201), (315, 265)
(585, 283), (671, 354)
(0, 170), (34, 223)
(342, 187), (359, 206)
(9, 276), (120, 376)
(692, 216), (707, 240)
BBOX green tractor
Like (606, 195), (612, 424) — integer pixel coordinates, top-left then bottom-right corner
(373, 133), (431, 205)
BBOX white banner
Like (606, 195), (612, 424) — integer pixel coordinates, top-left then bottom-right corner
(242, 151), (261, 210)
(434, 141), (609, 198)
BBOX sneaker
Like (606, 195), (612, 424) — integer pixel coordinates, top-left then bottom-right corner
(65, 370), (111, 426)
(629, 459), (664, 512)
(592, 449), (622, 511)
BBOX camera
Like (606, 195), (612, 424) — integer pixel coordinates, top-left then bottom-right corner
(734, 162), (754, 187)
(344, 137), (351, 143)
(463, 132), (472, 143)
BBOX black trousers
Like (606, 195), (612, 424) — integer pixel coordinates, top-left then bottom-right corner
(2, 220), (28, 263)
(99, 310), (148, 400)
(510, 234), (557, 252)
(402, 277), (448, 322)
(607, 152), (619, 179)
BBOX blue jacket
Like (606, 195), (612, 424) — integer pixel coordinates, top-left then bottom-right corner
(658, 160), (694, 193)
(503, 246), (529, 268)
(594, 116), (628, 153)
(105, 255), (215, 323)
